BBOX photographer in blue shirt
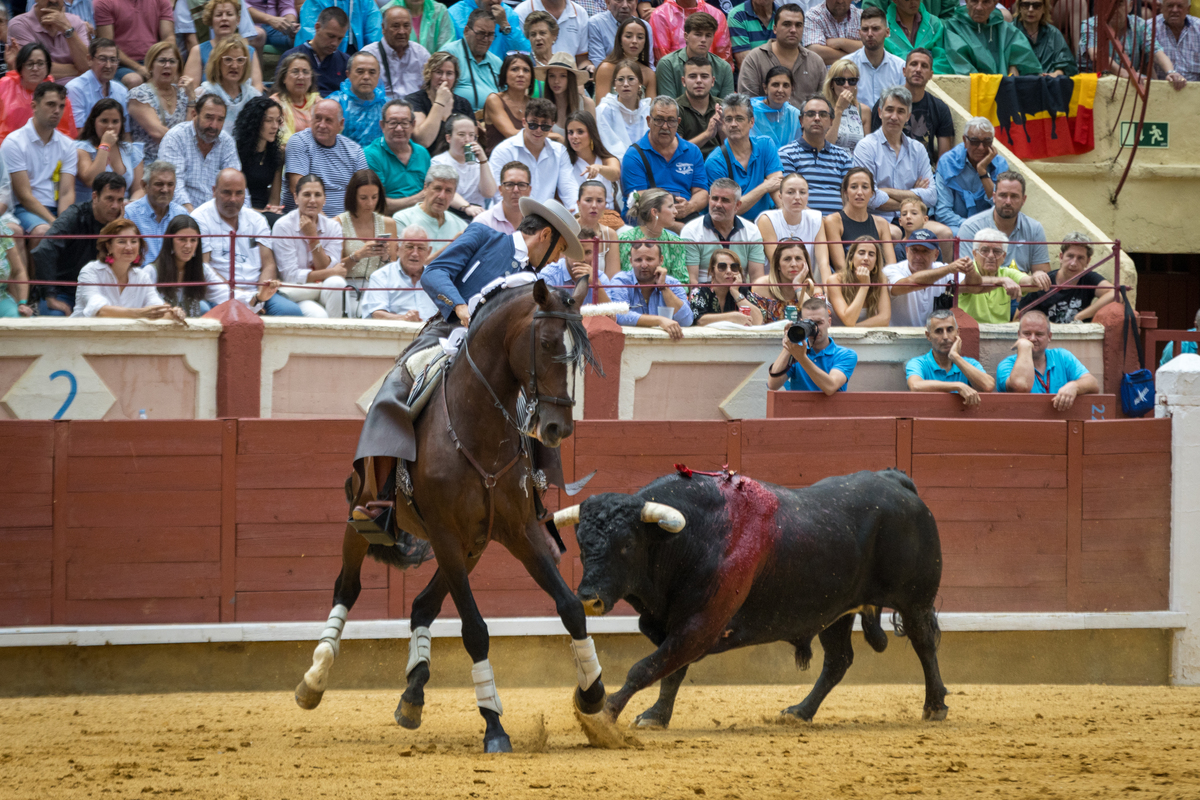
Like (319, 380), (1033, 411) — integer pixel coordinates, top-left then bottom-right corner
(906, 308), (995, 405)
(766, 297), (858, 394)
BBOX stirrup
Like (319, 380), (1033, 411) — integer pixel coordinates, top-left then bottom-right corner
(351, 501), (398, 545)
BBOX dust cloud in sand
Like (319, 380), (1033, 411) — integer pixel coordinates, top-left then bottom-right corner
(2, 684), (1198, 798)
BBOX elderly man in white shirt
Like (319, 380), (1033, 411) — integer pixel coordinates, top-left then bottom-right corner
(359, 225), (440, 321)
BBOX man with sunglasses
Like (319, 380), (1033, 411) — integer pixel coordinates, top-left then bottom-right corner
(489, 97), (580, 213)
(933, 116), (1007, 234)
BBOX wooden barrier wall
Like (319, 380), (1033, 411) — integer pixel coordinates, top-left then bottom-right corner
(0, 416), (1170, 627)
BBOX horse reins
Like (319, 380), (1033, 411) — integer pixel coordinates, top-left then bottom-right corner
(446, 303), (583, 545)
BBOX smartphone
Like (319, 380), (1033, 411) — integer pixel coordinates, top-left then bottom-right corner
(379, 233), (392, 238)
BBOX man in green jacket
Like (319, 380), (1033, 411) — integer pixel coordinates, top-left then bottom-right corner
(940, 0), (1042, 75)
(881, 0), (953, 72)
(863, 0), (960, 21)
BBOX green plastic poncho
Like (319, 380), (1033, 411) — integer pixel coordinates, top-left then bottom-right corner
(940, 7), (1044, 76)
(882, 3), (954, 73)
(1018, 22), (1080, 76)
(863, 0), (960, 21)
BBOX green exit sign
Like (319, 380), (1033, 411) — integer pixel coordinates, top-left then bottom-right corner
(1120, 121), (1169, 148)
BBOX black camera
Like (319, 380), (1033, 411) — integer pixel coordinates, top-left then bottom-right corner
(787, 317), (819, 344)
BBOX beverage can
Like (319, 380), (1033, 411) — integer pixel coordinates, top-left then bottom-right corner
(784, 305), (798, 321)
(739, 306), (752, 317)
(464, 146), (476, 163)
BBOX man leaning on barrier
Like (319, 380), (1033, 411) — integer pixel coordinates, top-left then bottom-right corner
(906, 308), (995, 405)
(997, 309), (1099, 411)
(358, 225), (440, 322)
(609, 240), (693, 340)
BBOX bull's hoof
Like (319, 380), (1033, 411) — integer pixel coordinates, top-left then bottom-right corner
(395, 699), (423, 729)
(294, 679), (324, 710)
(574, 684), (606, 716)
(483, 734), (513, 754)
(779, 705), (814, 723)
(923, 706), (949, 722)
(634, 710), (668, 730)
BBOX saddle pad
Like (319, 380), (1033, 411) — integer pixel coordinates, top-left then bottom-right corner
(406, 349), (448, 421)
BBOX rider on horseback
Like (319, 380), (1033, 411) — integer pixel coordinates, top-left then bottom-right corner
(350, 198), (588, 559)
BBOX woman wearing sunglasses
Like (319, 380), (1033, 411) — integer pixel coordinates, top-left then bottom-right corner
(821, 59), (871, 152)
(689, 249), (764, 327)
(1015, 0), (1078, 77)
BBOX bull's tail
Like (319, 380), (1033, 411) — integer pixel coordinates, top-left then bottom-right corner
(892, 606), (942, 649)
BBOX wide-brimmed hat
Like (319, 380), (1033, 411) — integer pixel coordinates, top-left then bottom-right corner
(519, 196), (584, 261)
(533, 52), (590, 82)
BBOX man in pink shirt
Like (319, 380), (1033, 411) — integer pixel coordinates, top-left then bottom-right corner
(94, 0), (174, 88)
(649, 0), (733, 67)
(9, 0), (92, 84)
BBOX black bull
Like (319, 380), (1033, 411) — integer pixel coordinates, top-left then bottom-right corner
(556, 468), (948, 727)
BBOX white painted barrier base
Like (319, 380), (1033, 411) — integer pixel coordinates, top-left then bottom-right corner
(1157, 353), (1200, 685)
(0, 612), (1184, 649)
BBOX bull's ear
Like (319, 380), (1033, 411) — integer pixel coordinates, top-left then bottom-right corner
(641, 502), (686, 535)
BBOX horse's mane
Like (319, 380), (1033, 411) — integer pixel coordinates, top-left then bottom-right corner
(466, 281), (603, 376)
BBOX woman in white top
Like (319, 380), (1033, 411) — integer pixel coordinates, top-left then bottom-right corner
(431, 113), (496, 212)
(574, 180), (621, 278)
(75, 99), (145, 202)
(72, 218), (185, 320)
(565, 110), (621, 212)
(270, 174), (347, 318)
(595, 60), (652, 160)
(197, 36), (261, 135)
(152, 214), (231, 317)
(756, 173), (830, 283)
(822, 59), (871, 153)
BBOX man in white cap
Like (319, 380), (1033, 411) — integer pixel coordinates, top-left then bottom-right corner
(351, 198), (590, 552)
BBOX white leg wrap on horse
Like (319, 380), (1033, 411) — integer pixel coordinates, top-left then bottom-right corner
(570, 636), (602, 691)
(406, 626), (432, 679)
(471, 659), (503, 715)
(318, 604), (349, 658)
(303, 641), (336, 693)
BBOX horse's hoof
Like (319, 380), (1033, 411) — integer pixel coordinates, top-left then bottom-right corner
(575, 685), (606, 716)
(780, 706), (813, 723)
(923, 706), (949, 722)
(634, 712), (667, 730)
(483, 734), (513, 754)
(395, 699), (423, 729)
(294, 679), (324, 710)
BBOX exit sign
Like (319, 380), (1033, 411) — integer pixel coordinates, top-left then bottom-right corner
(1120, 121), (1169, 148)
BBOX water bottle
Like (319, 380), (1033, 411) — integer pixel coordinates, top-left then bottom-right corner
(138, 409), (148, 420)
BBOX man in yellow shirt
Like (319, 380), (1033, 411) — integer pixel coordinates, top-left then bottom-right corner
(955, 226), (1049, 323)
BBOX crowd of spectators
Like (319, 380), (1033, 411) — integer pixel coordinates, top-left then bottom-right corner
(0, 0), (1148, 407)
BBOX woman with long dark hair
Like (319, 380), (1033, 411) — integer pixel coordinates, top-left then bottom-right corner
(565, 111), (620, 212)
(594, 17), (655, 99)
(153, 214), (230, 317)
(535, 53), (595, 141)
(823, 166), (895, 274)
(482, 52), (535, 153)
(75, 98), (145, 201)
(233, 95), (284, 224)
(337, 169), (399, 316)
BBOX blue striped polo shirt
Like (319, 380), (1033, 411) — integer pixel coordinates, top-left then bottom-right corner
(778, 137), (855, 216)
(729, 1), (776, 54)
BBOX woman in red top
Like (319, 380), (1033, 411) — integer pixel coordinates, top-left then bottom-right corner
(0, 43), (78, 145)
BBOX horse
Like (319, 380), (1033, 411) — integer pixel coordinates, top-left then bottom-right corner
(292, 278), (609, 753)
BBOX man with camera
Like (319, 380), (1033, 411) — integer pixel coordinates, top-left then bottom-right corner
(766, 297), (858, 394)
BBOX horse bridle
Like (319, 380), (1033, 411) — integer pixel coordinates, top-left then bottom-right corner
(463, 307), (583, 436)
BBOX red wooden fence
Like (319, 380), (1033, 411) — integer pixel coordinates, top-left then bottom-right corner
(0, 416), (1171, 627)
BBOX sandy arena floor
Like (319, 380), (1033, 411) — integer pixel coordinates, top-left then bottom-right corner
(2, 684), (1199, 799)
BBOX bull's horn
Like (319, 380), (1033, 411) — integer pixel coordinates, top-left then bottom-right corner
(640, 502), (686, 532)
(554, 505), (581, 528)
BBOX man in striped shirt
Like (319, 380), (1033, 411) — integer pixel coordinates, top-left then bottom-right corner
(778, 95), (853, 215)
(728, 0), (778, 68)
(281, 99), (368, 216)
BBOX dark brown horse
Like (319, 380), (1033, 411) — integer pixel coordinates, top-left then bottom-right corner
(293, 279), (608, 753)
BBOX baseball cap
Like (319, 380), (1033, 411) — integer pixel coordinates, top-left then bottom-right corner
(905, 229), (939, 250)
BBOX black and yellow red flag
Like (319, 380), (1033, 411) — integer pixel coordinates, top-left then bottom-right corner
(969, 73), (1097, 160)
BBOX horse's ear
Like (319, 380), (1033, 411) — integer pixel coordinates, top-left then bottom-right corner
(532, 278), (550, 306)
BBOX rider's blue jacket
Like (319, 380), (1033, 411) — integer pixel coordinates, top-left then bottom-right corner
(422, 223), (532, 321)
